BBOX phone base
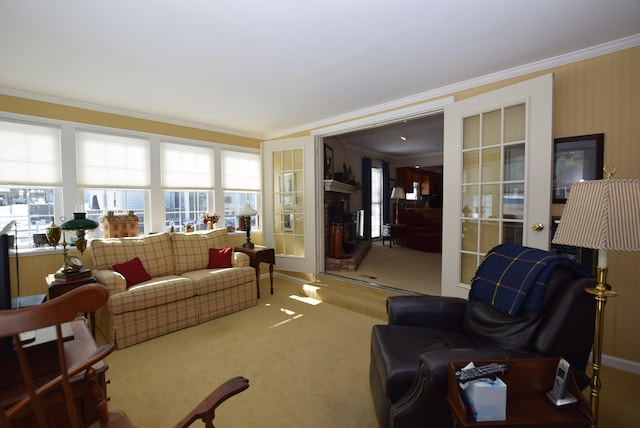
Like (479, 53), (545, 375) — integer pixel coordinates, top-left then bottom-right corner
(546, 390), (578, 407)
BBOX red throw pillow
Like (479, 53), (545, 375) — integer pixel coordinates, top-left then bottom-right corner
(208, 247), (233, 268)
(113, 257), (152, 288)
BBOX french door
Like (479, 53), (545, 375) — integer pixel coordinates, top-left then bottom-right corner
(441, 74), (554, 298)
(261, 136), (318, 274)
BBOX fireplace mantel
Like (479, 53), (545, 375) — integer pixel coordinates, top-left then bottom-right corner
(323, 180), (355, 194)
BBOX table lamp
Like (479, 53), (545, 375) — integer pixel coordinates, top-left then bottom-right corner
(551, 174), (640, 423)
(59, 212), (99, 274)
(390, 186), (405, 224)
(237, 202), (258, 249)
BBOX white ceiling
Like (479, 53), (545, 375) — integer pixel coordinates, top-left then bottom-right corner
(1, 0), (640, 154)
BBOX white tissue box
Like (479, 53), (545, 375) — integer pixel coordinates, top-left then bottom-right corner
(462, 377), (507, 422)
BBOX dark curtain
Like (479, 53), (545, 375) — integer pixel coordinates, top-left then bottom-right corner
(382, 161), (390, 225)
(361, 157), (372, 239)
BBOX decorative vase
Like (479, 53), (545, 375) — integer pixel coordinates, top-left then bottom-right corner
(207, 222), (215, 230)
(46, 221), (62, 247)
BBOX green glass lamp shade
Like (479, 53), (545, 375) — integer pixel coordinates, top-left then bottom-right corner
(61, 212), (99, 231)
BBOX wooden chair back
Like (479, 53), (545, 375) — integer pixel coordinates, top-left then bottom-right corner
(0, 284), (249, 428)
(0, 284), (112, 427)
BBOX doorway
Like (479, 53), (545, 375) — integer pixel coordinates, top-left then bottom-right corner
(315, 99), (451, 294)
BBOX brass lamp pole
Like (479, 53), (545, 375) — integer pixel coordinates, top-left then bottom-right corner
(552, 173), (640, 424)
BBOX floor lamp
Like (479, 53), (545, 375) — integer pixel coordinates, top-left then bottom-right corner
(390, 186), (405, 224)
(551, 176), (640, 424)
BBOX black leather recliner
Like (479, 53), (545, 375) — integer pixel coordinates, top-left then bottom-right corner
(369, 245), (597, 428)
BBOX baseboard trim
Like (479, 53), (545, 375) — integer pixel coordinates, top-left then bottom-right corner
(602, 354), (640, 375)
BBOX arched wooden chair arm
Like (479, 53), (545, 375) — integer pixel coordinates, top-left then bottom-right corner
(174, 376), (250, 428)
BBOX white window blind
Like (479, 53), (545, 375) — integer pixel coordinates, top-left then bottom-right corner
(0, 119), (62, 185)
(76, 131), (150, 188)
(222, 150), (260, 190)
(161, 142), (214, 189)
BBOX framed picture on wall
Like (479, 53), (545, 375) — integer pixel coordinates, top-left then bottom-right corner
(552, 133), (604, 203)
(283, 172), (295, 206)
(283, 210), (293, 232)
(324, 144), (334, 179)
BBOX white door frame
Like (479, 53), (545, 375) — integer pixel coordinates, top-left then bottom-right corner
(312, 97), (454, 272)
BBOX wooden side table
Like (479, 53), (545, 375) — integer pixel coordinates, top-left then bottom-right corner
(234, 246), (275, 299)
(447, 358), (593, 427)
(46, 274), (98, 338)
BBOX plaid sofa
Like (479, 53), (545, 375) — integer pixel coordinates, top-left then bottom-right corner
(91, 229), (257, 349)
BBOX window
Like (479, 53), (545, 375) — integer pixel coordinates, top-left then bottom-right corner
(76, 131), (150, 235)
(222, 151), (260, 229)
(83, 189), (146, 235)
(165, 191), (209, 232)
(161, 142), (215, 231)
(371, 167), (382, 238)
(0, 119), (61, 247)
(77, 131), (150, 188)
(1, 114), (262, 247)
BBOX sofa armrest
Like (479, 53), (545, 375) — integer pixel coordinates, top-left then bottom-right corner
(232, 251), (250, 267)
(387, 295), (467, 330)
(92, 269), (127, 296)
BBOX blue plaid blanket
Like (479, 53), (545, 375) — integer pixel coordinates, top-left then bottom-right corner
(469, 244), (591, 316)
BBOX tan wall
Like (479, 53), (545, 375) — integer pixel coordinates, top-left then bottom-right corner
(3, 46), (639, 363)
(0, 94), (261, 148)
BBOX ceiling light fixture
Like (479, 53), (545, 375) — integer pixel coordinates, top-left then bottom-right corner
(400, 136), (407, 141)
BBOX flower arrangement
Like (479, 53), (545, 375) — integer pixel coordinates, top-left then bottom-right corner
(203, 213), (219, 224)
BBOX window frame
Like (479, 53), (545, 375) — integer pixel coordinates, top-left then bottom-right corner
(0, 112), (260, 250)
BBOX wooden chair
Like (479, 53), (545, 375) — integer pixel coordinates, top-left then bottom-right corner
(0, 284), (249, 428)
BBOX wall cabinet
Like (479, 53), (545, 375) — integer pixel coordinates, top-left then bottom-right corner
(396, 167), (442, 197)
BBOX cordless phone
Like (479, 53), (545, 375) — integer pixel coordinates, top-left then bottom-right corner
(546, 358), (577, 406)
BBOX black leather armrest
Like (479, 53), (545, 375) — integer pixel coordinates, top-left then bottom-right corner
(387, 295), (468, 330)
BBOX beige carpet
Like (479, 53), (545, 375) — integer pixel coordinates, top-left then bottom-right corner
(102, 277), (380, 428)
(101, 275), (640, 428)
(326, 240), (442, 295)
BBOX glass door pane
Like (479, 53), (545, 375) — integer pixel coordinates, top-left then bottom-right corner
(273, 149), (305, 257)
(459, 102), (526, 285)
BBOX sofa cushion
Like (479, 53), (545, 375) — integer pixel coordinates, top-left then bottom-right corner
(112, 257), (152, 288)
(107, 275), (196, 315)
(208, 247), (233, 268)
(91, 232), (175, 277)
(171, 229), (232, 274)
(181, 266), (255, 295)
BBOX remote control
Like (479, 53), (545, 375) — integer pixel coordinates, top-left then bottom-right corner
(455, 362), (510, 384)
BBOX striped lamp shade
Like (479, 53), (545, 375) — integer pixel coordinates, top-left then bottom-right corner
(552, 179), (640, 251)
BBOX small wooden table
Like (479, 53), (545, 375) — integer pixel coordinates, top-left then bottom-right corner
(382, 223), (407, 248)
(234, 246), (275, 298)
(447, 359), (593, 427)
(47, 274), (98, 337)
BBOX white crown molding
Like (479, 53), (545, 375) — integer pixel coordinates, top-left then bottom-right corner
(3, 34), (639, 142)
(0, 86), (263, 140)
(273, 34), (640, 140)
